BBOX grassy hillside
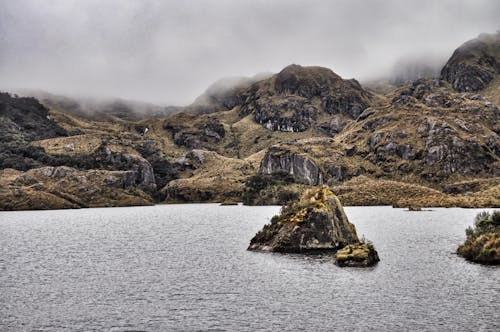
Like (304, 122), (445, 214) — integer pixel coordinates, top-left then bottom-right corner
(0, 34), (499, 210)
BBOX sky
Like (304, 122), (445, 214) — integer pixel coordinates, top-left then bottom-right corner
(0, 0), (498, 105)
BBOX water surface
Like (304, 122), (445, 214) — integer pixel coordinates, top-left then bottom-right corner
(0, 205), (498, 331)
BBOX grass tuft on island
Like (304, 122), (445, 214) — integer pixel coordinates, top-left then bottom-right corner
(457, 211), (500, 265)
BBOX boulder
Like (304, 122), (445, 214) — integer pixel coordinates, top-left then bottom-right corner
(335, 243), (380, 267)
(248, 186), (359, 252)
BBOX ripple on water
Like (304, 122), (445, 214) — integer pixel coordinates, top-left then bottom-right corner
(0, 205), (498, 331)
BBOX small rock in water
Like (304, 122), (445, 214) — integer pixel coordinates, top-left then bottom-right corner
(335, 243), (380, 267)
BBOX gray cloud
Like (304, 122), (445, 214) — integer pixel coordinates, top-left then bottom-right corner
(0, 0), (498, 105)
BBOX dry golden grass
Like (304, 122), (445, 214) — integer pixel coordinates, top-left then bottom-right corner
(0, 166), (154, 211)
(482, 76), (500, 107)
(332, 176), (500, 208)
(162, 150), (256, 202)
(32, 135), (103, 155)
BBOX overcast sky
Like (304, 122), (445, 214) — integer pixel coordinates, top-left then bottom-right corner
(0, 0), (498, 105)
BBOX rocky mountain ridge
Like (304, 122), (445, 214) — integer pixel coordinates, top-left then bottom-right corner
(0, 32), (499, 210)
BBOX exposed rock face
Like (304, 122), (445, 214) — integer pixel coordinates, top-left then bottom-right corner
(260, 147), (323, 185)
(133, 139), (178, 190)
(252, 96), (319, 132)
(175, 149), (219, 169)
(360, 78), (500, 180)
(248, 186), (359, 252)
(162, 150), (252, 203)
(163, 113), (226, 149)
(335, 243), (380, 267)
(240, 64), (372, 132)
(274, 65), (370, 118)
(441, 32), (499, 92)
(318, 115), (348, 136)
(93, 143), (156, 191)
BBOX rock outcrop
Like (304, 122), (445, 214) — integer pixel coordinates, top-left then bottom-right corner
(354, 78), (500, 181)
(239, 64), (373, 132)
(0, 166), (154, 211)
(2, 32), (500, 211)
(260, 147), (323, 185)
(162, 150), (253, 203)
(248, 186), (359, 253)
(93, 143), (157, 192)
(164, 114), (225, 149)
(441, 32), (499, 92)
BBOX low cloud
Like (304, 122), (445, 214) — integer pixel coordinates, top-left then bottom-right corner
(0, 0), (498, 105)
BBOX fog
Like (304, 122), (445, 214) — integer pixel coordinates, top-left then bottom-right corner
(0, 0), (498, 105)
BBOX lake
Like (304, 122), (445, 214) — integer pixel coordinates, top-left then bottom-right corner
(0, 205), (498, 331)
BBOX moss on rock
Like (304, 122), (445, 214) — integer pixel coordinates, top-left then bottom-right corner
(248, 186), (360, 253)
(335, 242), (380, 267)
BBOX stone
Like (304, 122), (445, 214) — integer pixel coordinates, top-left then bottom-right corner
(335, 243), (380, 267)
(356, 108), (376, 121)
(345, 145), (356, 156)
(248, 186), (360, 253)
(318, 115), (348, 136)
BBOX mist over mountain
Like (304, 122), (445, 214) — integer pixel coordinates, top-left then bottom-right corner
(13, 89), (181, 121)
(0, 0), (499, 211)
(388, 54), (448, 85)
(0, 0), (499, 104)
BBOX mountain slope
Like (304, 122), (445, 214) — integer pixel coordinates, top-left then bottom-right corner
(1, 33), (499, 210)
(441, 31), (500, 99)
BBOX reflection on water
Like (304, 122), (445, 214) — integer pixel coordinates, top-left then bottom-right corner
(0, 205), (498, 331)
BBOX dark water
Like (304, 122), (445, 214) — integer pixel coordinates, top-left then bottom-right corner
(0, 205), (498, 332)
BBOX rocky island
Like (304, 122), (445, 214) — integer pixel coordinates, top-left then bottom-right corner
(248, 186), (379, 267)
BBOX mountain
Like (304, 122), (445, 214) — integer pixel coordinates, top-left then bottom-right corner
(0, 33), (499, 210)
(185, 72), (273, 115)
(441, 31), (500, 105)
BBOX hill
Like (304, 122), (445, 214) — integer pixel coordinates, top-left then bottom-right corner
(0, 33), (499, 210)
